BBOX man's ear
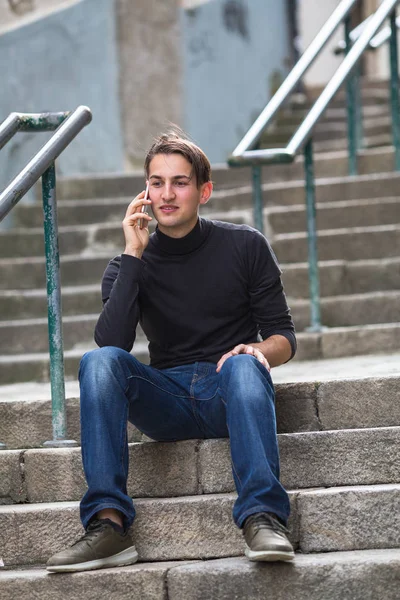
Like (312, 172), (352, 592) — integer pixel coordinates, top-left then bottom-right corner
(199, 181), (213, 205)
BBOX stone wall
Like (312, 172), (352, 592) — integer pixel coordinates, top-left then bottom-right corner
(115, 0), (183, 168)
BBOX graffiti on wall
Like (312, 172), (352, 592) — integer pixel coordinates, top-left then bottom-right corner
(222, 0), (249, 41)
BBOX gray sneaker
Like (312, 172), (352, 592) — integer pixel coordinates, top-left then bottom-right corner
(46, 519), (138, 573)
(243, 512), (295, 562)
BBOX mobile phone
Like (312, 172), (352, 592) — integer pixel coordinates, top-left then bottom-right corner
(139, 182), (150, 229)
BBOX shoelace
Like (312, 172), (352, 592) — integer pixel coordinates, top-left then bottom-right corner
(72, 520), (107, 547)
(247, 513), (289, 535)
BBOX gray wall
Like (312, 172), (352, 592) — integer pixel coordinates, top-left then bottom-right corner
(181, 0), (291, 163)
(0, 0), (124, 201)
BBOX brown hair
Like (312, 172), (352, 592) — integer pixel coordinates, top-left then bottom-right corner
(144, 130), (211, 188)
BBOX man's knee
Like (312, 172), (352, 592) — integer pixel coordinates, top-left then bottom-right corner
(220, 354), (274, 407)
(221, 353), (264, 377)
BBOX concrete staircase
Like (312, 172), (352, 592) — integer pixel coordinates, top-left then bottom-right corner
(1, 85), (400, 595)
(1, 375), (400, 597)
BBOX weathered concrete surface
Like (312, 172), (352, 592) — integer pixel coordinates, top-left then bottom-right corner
(24, 440), (199, 502)
(0, 494), (298, 566)
(198, 427), (400, 494)
(291, 291), (400, 332)
(268, 197), (400, 235)
(116, 0), (183, 167)
(2, 375), (400, 449)
(4, 483), (400, 565)
(0, 561), (194, 600)
(273, 225), (400, 263)
(55, 146), (399, 199)
(316, 376), (400, 430)
(283, 258), (400, 298)
(1, 253), (399, 298)
(0, 450), (26, 503)
(167, 551), (400, 600)
(0, 396), (144, 448)
(298, 484), (400, 553)
(320, 323), (400, 359)
(275, 381), (320, 433)
(13, 426), (400, 503)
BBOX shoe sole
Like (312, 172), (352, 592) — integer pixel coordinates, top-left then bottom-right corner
(46, 546), (139, 573)
(245, 546), (295, 562)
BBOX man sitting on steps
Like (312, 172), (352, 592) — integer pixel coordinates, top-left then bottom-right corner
(47, 131), (297, 572)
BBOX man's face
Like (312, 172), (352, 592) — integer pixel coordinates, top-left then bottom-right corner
(147, 153), (212, 238)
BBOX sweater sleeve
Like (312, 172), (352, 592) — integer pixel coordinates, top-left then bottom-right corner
(246, 231), (297, 360)
(94, 254), (144, 351)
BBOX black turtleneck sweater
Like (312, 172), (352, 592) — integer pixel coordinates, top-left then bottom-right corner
(94, 218), (296, 369)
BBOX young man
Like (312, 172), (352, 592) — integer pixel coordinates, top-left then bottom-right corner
(47, 132), (297, 573)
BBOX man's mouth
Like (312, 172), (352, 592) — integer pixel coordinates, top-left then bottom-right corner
(160, 205), (178, 213)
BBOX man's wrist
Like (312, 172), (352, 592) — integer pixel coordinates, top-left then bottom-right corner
(123, 248), (143, 260)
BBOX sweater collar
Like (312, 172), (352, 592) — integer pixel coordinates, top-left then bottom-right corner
(153, 218), (210, 255)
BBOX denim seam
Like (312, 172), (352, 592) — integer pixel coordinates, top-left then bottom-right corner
(220, 393), (243, 490)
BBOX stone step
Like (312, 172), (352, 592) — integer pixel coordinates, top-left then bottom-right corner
(166, 551), (400, 600)
(7, 217), (400, 266)
(2, 550), (399, 600)
(2, 284), (398, 332)
(0, 320), (398, 375)
(5, 195), (398, 259)
(0, 561), (192, 600)
(2, 426), (399, 504)
(0, 343), (149, 385)
(2, 291), (400, 354)
(277, 102), (390, 126)
(55, 147), (398, 197)
(295, 323), (400, 361)
(0, 285), (100, 319)
(35, 172), (400, 223)
(262, 116), (392, 145)
(0, 210), (253, 259)
(310, 132), (392, 153)
(0, 376), (398, 448)
(273, 224), (400, 263)
(267, 197), (400, 235)
(283, 257), (400, 297)
(1, 482), (400, 565)
(290, 290), (400, 331)
(0, 254), (398, 299)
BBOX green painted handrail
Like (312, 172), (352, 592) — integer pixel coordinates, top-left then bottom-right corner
(228, 0), (400, 333)
(0, 106), (92, 449)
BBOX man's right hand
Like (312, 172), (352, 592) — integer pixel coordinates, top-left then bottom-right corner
(122, 191), (152, 259)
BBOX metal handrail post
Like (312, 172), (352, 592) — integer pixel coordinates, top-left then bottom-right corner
(389, 11), (400, 170)
(304, 140), (322, 331)
(345, 16), (359, 175)
(251, 166), (264, 233)
(41, 164), (77, 448)
(0, 106), (91, 449)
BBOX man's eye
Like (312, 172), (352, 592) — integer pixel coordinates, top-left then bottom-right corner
(151, 181), (162, 187)
(176, 181), (187, 186)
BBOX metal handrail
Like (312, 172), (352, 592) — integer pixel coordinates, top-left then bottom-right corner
(232, 0), (359, 157)
(230, 0), (399, 167)
(0, 106), (92, 449)
(228, 0), (400, 333)
(334, 14), (400, 53)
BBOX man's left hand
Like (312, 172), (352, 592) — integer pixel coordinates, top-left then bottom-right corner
(216, 344), (271, 373)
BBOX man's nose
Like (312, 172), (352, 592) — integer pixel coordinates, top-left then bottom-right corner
(162, 182), (175, 201)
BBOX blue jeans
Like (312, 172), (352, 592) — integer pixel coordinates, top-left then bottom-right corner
(78, 346), (290, 530)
